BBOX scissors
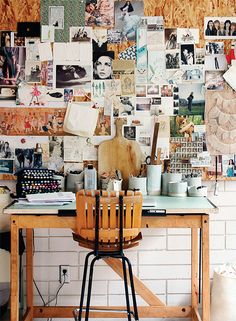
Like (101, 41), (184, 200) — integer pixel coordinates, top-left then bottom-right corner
(145, 155), (157, 165)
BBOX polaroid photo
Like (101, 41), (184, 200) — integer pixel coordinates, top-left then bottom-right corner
(0, 159), (14, 174)
(123, 126), (136, 140)
(205, 42), (224, 55)
(54, 62), (91, 89)
(181, 65), (204, 83)
(114, 0), (143, 41)
(70, 26), (92, 42)
(204, 17), (236, 39)
(180, 43), (195, 65)
(49, 6), (64, 29)
(177, 28), (199, 43)
(165, 28), (178, 49)
(205, 71), (224, 90)
(165, 50), (180, 69)
(178, 83), (205, 115)
(204, 54), (228, 71)
(25, 61), (41, 83)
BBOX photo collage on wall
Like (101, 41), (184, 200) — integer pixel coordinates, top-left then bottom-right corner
(0, 2), (235, 180)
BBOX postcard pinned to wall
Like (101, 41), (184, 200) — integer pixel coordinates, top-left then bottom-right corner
(204, 17), (236, 39)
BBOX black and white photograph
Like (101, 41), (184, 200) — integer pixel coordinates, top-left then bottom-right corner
(180, 44), (195, 65)
(195, 49), (205, 64)
(205, 42), (224, 55)
(70, 27), (92, 42)
(119, 96), (135, 115)
(204, 54), (228, 71)
(165, 28), (178, 49)
(123, 125), (136, 140)
(49, 6), (64, 29)
(177, 28), (199, 43)
(55, 63), (91, 88)
(138, 136), (151, 146)
(0, 47), (26, 87)
(93, 51), (114, 79)
(25, 61), (41, 83)
(114, 0), (143, 41)
(0, 140), (13, 158)
(205, 71), (224, 90)
(107, 30), (123, 43)
(204, 17), (236, 39)
(165, 50), (180, 69)
(0, 159), (14, 174)
(178, 83), (205, 115)
(15, 148), (34, 170)
(181, 65), (204, 82)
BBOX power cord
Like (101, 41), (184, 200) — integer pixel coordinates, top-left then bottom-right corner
(33, 273), (66, 321)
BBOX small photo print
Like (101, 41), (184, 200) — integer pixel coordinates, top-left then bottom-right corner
(15, 148), (34, 170)
(64, 88), (74, 102)
(178, 83), (205, 115)
(165, 28), (178, 49)
(147, 84), (159, 95)
(165, 50), (180, 69)
(0, 159), (14, 174)
(70, 27), (92, 42)
(136, 85), (146, 97)
(0, 31), (12, 47)
(49, 6), (64, 29)
(55, 63), (91, 88)
(161, 85), (173, 97)
(138, 136), (151, 146)
(180, 44), (195, 65)
(0, 86), (16, 100)
(205, 42), (224, 55)
(13, 33), (25, 46)
(204, 17), (236, 39)
(0, 140), (14, 159)
(107, 30), (123, 43)
(25, 61), (41, 83)
(119, 96), (135, 115)
(123, 125), (136, 140)
(205, 71), (224, 90)
(204, 54), (228, 71)
(136, 97), (151, 112)
(195, 49), (205, 65)
(181, 65), (204, 82)
(177, 28), (199, 43)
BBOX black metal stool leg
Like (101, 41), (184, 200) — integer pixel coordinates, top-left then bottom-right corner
(121, 257), (132, 321)
(77, 251), (94, 321)
(124, 257), (139, 320)
(85, 257), (97, 321)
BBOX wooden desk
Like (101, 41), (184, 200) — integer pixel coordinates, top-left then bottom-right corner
(5, 196), (217, 321)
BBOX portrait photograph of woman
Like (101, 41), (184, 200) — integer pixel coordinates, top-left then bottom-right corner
(93, 51), (114, 80)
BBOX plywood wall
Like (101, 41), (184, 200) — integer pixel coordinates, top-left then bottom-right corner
(0, 0), (235, 32)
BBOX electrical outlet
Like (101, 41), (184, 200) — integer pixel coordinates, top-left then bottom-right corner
(59, 265), (70, 283)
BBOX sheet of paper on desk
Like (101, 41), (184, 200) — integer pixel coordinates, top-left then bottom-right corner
(17, 199), (71, 206)
(26, 192), (75, 203)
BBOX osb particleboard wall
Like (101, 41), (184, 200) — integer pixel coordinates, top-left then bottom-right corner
(1, 0), (236, 33)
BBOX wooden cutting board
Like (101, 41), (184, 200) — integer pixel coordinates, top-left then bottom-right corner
(98, 118), (144, 189)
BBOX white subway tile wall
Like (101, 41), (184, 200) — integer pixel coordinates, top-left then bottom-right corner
(22, 188), (236, 321)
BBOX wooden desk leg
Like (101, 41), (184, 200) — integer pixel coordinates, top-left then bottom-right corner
(202, 215), (210, 321)
(26, 229), (34, 320)
(11, 217), (19, 321)
(191, 227), (199, 321)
